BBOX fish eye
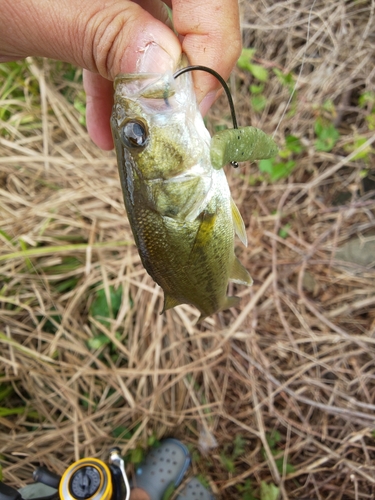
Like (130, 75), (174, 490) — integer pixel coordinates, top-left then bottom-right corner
(121, 119), (148, 149)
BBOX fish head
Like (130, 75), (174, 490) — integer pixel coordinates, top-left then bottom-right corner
(111, 55), (211, 182)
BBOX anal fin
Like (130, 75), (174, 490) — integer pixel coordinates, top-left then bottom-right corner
(230, 257), (253, 286)
(197, 296), (242, 324)
(231, 197), (248, 247)
(162, 294), (183, 313)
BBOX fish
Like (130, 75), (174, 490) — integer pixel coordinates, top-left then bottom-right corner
(110, 55), (254, 321)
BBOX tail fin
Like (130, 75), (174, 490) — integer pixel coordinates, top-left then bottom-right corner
(196, 296), (241, 324)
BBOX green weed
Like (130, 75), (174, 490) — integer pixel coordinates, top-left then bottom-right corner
(220, 434), (246, 473)
(237, 48), (269, 112)
(87, 285), (125, 358)
(359, 90), (375, 130)
(89, 285), (123, 329)
(344, 136), (374, 162)
(258, 135), (304, 182)
(260, 481), (280, 500)
(278, 223), (291, 239)
(262, 430), (295, 476)
(236, 479), (257, 500)
(0, 383), (14, 402)
(237, 48), (269, 82)
(314, 118), (340, 152)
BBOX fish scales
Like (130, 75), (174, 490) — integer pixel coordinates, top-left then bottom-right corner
(111, 56), (252, 321)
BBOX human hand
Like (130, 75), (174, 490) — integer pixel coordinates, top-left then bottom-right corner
(0, 0), (241, 150)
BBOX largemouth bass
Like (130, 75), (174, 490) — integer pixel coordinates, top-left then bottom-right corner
(111, 57), (253, 321)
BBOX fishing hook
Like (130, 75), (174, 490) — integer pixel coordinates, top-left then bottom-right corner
(174, 65), (239, 167)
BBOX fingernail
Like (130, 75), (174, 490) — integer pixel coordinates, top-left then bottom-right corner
(137, 42), (176, 73)
(199, 90), (220, 116)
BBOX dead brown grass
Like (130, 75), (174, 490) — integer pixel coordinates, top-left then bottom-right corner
(1, 0), (375, 498)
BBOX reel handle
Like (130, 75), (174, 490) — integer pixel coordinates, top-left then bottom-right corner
(0, 482), (22, 500)
(33, 469), (60, 490)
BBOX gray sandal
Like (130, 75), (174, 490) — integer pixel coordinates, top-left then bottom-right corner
(176, 477), (216, 499)
(131, 438), (191, 500)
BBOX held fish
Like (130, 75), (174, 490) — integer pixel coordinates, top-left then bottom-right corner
(111, 57), (267, 321)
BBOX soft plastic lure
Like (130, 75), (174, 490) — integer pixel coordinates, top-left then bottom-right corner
(173, 65), (278, 169)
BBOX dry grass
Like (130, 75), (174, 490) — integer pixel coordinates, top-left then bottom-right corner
(1, 0), (375, 498)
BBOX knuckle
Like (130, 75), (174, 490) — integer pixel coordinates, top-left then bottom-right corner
(83, 4), (135, 79)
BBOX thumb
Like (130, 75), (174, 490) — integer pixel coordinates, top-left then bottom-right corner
(1, 0), (182, 150)
(0, 0), (181, 79)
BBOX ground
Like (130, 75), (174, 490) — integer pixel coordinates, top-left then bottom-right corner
(0, 0), (375, 499)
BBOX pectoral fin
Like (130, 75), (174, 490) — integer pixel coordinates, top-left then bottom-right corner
(231, 197), (248, 247)
(230, 257), (253, 286)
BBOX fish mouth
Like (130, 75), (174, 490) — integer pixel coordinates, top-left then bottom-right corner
(113, 54), (189, 99)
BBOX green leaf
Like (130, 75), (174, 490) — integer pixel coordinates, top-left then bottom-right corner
(112, 425), (132, 439)
(358, 91), (375, 109)
(236, 479), (256, 500)
(250, 94), (267, 112)
(87, 334), (111, 350)
(233, 434), (246, 458)
(278, 223), (291, 239)
(0, 229), (15, 244)
(273, 68), (294, 91)
(41, 256), (82, 274)
(90, 285), (123, 328)
(366, 113), (375, 130)
(147, 434), (160, 447)
(266, 430), (281, 450)
(0, 384), (14, 402)
(250, 84), (264, 95)
(344, 136), (374, 161)
(275, 457), (295, 474)
(314, 120), (340, 152)
(237, 48), (257, 72)
(284, 135), (304, 154)
(54, 277), (79, 293)
(260, 481), (280, 500)
(259, 159), (296, 181)
(322, 99), (335, 113)
(130, 446), (144, 464)
(0, 406), (39, 419)
(37, 309), (63, 334)
(248, 63), (268, 82)
(161, 483), (176, 500)
(195, 475), (210, 490)
(220, 452), (235, 472)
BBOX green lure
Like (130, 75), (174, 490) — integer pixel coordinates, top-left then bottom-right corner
(210, 126), (278, 170)
(174, 65), (278, 170)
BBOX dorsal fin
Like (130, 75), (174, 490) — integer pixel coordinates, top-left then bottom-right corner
(231, 197), (248, 247)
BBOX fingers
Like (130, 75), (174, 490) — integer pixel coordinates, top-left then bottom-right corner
(0, 0), (182, 149)
(0, 0), (181, 79)
(81, 1), (181, 78)
(0, 0), (241, 149)
(83, 71), (114, 150)
(80, 0), (180, 149)
(171, 0), (242, 114)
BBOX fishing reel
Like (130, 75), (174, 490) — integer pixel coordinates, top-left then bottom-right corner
(0, 448), (130, 500)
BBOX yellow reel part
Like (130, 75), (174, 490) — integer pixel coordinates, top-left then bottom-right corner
(59, 457), (113, 500)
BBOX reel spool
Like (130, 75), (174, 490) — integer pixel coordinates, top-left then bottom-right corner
(59, 458), (113, 500)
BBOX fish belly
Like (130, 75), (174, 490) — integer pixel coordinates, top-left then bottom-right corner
(129, 183), (235, 317)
